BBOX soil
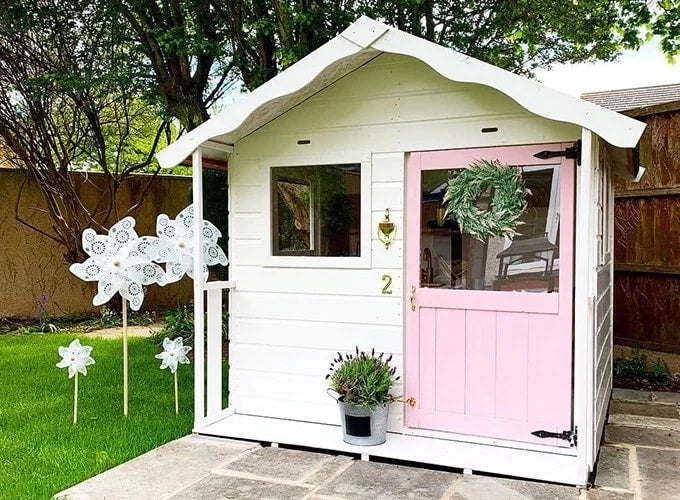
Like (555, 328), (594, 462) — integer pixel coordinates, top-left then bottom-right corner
(614, 374), (680, 393)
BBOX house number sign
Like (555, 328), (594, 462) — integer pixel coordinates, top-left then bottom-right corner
(381, 274), (393, 294)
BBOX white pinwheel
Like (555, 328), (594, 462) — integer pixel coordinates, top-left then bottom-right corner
(56, 339), (95, 378)
(155, 337), (192, 374)
(156, 337), (192, 414)
(57, 339), (95, 424)
(155, 204), (228, 284)
(69, 216), (166, 311)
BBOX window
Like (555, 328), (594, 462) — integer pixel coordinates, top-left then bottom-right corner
(420, 164), (560, 293)
(272, 164), (361, 257)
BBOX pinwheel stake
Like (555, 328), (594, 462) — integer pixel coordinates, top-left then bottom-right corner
(69, 217), (166, 416)
(57, 339), (95, 424)
(156, 337), (192, 414)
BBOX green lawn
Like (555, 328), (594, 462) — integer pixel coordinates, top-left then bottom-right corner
(0, 333), (194, 499)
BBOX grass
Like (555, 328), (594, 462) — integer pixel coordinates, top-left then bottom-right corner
(0, 333), (194, 499)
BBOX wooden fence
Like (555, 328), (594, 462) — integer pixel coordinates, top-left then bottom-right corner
(614, 110), (680, 354)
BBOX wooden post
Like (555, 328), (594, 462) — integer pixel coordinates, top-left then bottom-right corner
(123, 297), (128, 416)
(192, 147), (205, 426)
(174, 371), (179, 415)
(73, 372), (78, 425)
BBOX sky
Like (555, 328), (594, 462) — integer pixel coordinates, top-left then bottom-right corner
(536, 38), (680, 96)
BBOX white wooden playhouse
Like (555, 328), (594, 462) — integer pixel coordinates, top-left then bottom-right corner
(157, 17), (645, 486)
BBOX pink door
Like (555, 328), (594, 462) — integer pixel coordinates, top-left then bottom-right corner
(405, 144), (575, 447)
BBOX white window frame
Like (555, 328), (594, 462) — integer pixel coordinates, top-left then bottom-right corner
(263, 152), (372, 269)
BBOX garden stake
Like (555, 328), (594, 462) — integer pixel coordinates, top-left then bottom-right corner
(123, 298), (128, 416)
(73, 372), (78, 425)
(174, 371), (179, 415)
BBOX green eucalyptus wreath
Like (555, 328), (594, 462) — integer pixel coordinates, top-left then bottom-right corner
(443, 159), (529, 241)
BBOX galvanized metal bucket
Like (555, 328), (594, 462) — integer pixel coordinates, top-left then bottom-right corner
(337, 400), (389, 446)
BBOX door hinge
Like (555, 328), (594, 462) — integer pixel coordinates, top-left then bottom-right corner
(533, 140), (581, 165)
(531, 426), (577, 447)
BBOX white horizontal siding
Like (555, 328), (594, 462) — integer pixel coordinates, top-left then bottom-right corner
(232, 267), (403, 297)
(231, 317), (403, 352)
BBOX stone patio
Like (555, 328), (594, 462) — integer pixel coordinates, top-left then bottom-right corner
(56, 389), (680, 500)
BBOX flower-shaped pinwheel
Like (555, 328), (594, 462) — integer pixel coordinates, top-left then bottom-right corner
(69, 217), (166, 311)
(57, 339), (95, 378)
(155, 337), (192, 374)
(155, 204), (228, 284)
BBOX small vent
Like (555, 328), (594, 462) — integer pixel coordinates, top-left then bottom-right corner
(297, 139), (311, 145)
(481, 127), (498, 133)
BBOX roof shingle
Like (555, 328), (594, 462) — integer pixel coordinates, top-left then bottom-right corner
(581, 83), (680, 113)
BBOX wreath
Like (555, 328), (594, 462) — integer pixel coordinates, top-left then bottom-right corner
(443, 159), (529, 241)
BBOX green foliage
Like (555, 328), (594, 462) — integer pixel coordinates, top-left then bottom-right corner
(614, 349), (673, 385)
(151, 304), (229, 346)
(202, 169), (229, 280)
(443, 159), (529, 241)
(0, 334), (194, 498)
(327, 347), (398, 409)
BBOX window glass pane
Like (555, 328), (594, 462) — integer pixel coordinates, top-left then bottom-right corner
(272, 164), (361, 256)
(420, 165), (560, 293)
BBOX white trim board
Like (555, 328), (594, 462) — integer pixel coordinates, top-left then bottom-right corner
(195, 413), (583, 485)
(157, 16), (645, 168)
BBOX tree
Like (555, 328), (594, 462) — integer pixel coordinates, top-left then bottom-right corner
(216, 0), (666, 90)
(651, 1), (680, 56)
(99, 1), (672, 129)
(0, 0), (171, 263)
(105, 0), (237, 131)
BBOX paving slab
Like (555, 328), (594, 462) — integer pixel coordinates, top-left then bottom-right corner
(305, 455), (355, 486)
(594, 446), (630, 490)
(315, 460), (457, 500)
(612, 388), (680, 406)
(636, 447), (680, 500)
(56, 435), (256, 500)
(605, 424), (680, 448)
(608, 413), (680, 430)
(585, 489), (634, 500)
(169, 473), (311, 499)
(450, 475), (578, 499)
(609, 400), (679, 419)
(611, 389), (652, 403)
(219, 446), (344, 483)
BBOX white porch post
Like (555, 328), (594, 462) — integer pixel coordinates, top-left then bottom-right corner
(192, 147), (205, 426)
(574, 129), (596, 484)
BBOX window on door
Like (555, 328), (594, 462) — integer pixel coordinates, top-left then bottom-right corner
(420, 165), (560, 293)
(272, 164), (361, 257)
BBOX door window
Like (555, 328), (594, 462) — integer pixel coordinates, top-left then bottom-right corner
(420, 165), (560, 292)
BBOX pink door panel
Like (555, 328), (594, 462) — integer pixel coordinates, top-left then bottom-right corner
(405, 145), (575, 447)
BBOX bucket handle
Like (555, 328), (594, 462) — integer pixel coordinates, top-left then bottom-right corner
(326, 388), (341, 403)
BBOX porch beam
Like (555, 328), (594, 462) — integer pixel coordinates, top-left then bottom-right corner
(192, 147), (205, 426)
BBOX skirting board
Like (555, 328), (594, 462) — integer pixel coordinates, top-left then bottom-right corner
(195, 413), (583, 485)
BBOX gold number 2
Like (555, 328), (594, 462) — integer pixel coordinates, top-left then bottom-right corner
(381, 274), (393, 294)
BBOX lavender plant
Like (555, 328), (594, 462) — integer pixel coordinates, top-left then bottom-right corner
(327, 347), (398, 409)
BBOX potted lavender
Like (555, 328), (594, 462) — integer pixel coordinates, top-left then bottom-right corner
(326, 347), (398, 445)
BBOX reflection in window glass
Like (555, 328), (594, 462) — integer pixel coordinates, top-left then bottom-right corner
(272, 164), (361, 256)
(420, 165), (560, 293)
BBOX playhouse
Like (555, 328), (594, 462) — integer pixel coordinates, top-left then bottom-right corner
(156, 17), (646, 485)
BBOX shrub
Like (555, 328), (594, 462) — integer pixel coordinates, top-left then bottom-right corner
(151, 304), (228, 346)
(613, 349), (673, 385)
(327, 347), (398, 409)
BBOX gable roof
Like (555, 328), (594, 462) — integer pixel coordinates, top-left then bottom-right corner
(582, 83), (680, 116)
(156, 16), (646, 167)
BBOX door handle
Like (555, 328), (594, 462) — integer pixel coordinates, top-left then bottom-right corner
(410, 285), (416, 311)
